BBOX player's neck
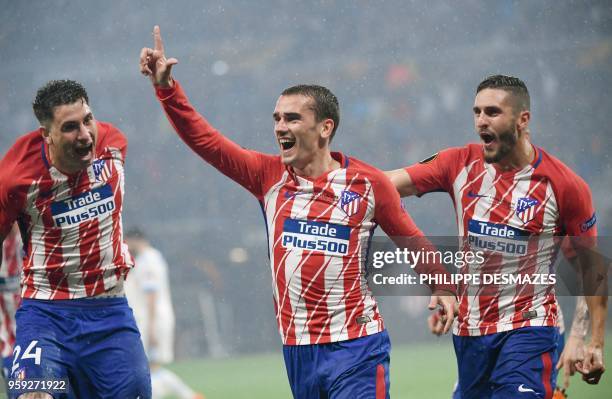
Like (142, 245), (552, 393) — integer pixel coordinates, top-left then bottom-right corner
(47, 144), (78, 175)
(495, 137), (534, 171)
(293, 151), (341, 179)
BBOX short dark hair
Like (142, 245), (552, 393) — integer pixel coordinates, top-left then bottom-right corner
(476, 75), (530, 113)
(281, 84), (340, 141)
(32, 80), (90, 126)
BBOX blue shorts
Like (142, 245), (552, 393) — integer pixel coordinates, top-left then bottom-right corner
(283, 330), (391, 399)
(557, 331), (565, 356)
(10, 297), (151, 399)
(452, 327), (564, 399)
(452, 327), (558, 399)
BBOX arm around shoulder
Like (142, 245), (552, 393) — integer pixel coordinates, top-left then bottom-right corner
(384, 168), (419, 197)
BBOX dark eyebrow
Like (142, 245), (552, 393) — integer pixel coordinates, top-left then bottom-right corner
(273, 112), (302, 120)
(473, 106), (502, 114)
(484, 106), (502, 114)
(60, 112), (94, 129)
(61, 120), (79, 129)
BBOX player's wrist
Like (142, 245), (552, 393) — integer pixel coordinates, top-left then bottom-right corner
(156, 76), (174, 89)
(569, 330), (587, 340)
(155, 79), (177, 100)
(432, 288), (457, 299)
(588, 337), (604, 349)
(590, 325), (605, 345)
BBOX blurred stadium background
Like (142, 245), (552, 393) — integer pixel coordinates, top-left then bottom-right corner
(1, 1), (611, 397)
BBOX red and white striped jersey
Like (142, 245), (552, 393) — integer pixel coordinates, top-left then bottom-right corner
(407, 144), (596, 336)
(0, 226), (21, 358)
(0, 291), (19, 359)
(157, 82), (452, 345)
(1, 225), (22, 281)
(0, 123), (133, 300)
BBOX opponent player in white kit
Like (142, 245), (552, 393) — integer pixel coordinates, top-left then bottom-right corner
(124, 228), (204, 399)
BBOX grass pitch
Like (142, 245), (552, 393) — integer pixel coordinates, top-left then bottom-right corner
(168, 337), (612, 399)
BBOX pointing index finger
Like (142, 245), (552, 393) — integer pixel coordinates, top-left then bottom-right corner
(153, 25), (164, 53)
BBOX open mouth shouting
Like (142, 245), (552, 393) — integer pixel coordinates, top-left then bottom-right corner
(74, 142), (94, 159)
(479, 131), (496, 150)
(278, 137), (296, 152)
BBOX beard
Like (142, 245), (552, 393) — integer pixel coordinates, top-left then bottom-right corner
(483, 125), (518, 163)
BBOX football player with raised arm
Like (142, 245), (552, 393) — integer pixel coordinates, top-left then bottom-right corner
(139, 26), (456, 399)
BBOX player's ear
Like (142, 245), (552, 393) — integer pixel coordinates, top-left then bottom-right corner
(40, 126), (50, 142)
(320, 119), (334, 140)
(517, 110), (530, 135)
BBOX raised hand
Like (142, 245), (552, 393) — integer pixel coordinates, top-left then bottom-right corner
(139, 25), (178, 88)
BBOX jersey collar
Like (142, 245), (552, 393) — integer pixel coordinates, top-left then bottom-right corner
(287, 151), (347, 184)
(531, 144), (542, 169)
(41, 141), (51, 169)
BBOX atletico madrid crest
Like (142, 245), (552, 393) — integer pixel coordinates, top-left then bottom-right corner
(92, 159), (111, 182)
(15, 367), (26, 380)
(516, 197), (539, 223)
(340, 190), (361, 217)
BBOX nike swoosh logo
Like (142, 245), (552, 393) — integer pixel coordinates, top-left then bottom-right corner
(467, 191), (487, 198)
(518, 384), (535, 393)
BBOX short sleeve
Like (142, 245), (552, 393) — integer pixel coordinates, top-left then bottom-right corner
(97, 122), (128, 161)
(405, 147), (467, 195)
(138, 253), (162, 292)
(558, 173), (597, 238)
